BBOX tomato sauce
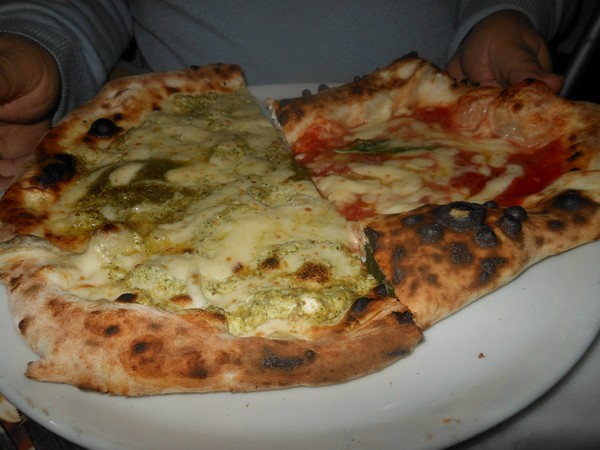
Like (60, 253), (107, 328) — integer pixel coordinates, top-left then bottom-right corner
(339, 199), (377, 221)
(494, 140), (568, 206)
(292, 119), (348, 162)
(412, 106), (455, 130)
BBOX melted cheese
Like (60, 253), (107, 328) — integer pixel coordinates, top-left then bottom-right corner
(311, 115), (527, 215)
(40, 90), (377, 338)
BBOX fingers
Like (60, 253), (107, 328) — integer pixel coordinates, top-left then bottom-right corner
(0, 34), (60, 123)
(446, 11), (563, 93)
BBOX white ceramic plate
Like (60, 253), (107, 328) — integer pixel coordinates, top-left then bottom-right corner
(0, 85), (599, 450)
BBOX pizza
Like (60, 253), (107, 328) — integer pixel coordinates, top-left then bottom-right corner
(0, 56), (598, 395)
(268, 55), (600, 328)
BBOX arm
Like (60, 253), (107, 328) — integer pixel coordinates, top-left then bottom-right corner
(446, 1), (574, 92)
(0, 1), (133, 189)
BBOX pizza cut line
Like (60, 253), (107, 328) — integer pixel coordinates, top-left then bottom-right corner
(0, 56), (598, 395)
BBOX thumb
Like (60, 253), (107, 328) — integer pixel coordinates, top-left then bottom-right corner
(495, 34), (563, 93)
(506, 67), (564, 93)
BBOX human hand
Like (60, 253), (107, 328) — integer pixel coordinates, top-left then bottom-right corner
(446, 10), (563, 93)
(0, 33), (60, 190)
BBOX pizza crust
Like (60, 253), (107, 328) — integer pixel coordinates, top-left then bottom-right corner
(0, 235), (421, 395)
(365, 191), (600, 329)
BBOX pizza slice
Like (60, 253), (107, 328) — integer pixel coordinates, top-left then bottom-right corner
(0, 65), (421, 395)
(268, 55), (600, 329)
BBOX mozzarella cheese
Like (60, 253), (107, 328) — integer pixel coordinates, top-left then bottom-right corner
(40, 90), (378, 338)
(307, 115), (527, 216)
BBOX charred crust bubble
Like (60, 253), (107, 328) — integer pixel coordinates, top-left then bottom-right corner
(350, 297), (371, 314)
(115, 292), (137, 303)
(498, 214), (522, 237)
(434, 202), (487, 232)
(417, 222), (444, 244)
(35, 153), (77, 187)
(473, 224), (498, 248)
(504, 205), (528, 221)
(87, 118), (121, 138)
(373, 283), (390, 297)
(261, 348), (306, 371)
(553, 190), (588, 211)
(483, 200), (498, 209)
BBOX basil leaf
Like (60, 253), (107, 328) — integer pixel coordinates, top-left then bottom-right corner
(334, 139), (436, 154)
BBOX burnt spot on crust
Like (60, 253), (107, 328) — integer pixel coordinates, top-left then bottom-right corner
(478, 257), (507, 284)
(392, 310), (415, 325)
(34, 153), (77, 187)
(18, 318), (29, 334)
(133, 341), (150, 354)
(392, 245), (406, 262)
(417, 222), (444, 243)
(259, 256), (280, 270)
(450, 242), (472, 264)
(373, 283), (392, 298)
(426, 273), (439, 285)
(350, 297), (371, 314)
(387, 347), (410, 358)
(473, 224), (498, 248)
(188, 365), (208, 379)
(47, 297), (70, 317)
(498, 214), (522, 237)
(9, 274), (24, 290)
(401, 213), (425, 227)
(295, 262), (330, 284)
(548, 219), (565, 230)
(87, 118), (121, 138)
(504, 205), (528, 221)
(392, 267), (406, 285)
(552, 190), (589, 211)
(483, 200), (498, 209)
(103, 324), (120, 336)
(261, 348), (309, 371)
(115, 292), (138, 303)
(434, 202), (487, 232)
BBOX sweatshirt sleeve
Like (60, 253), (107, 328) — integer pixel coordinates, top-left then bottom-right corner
(448, 0), (570, 61)
(0, 1), (133, 124)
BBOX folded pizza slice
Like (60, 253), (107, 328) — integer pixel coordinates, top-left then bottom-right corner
(269, 55), (600, 329)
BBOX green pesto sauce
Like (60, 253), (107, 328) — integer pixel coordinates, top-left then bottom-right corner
(74, 158), (196, 233)
(225, 285), (360, 336)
